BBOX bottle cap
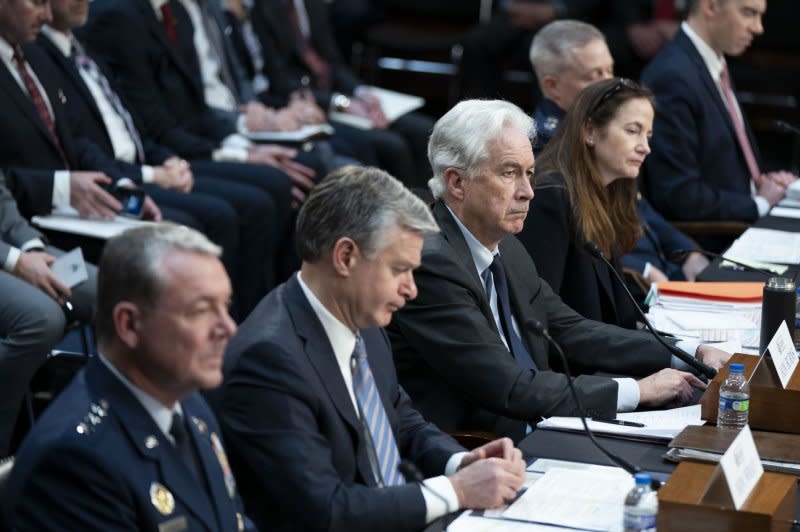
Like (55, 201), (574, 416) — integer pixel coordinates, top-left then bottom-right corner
(729, 363), (744, 373)
(634, 473), (651, 485)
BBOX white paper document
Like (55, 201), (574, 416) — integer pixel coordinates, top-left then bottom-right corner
(768, 206), (800, 220)
(537, 405), (704, 441)
(32, 214), (152, 240)
(502, 467), (633, 531)
(51, 247), (88, 288)
(329, 86), (425, 129)
(244, 123), (334, 142)
(723, 227), (800, 264)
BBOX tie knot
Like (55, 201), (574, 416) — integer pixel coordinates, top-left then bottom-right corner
(12, 44), (24, 64)
(489, 253), (504, 276)
(353, 334), (367, 362)
(169, 412), (187, 445)
(720, 63), (730, 85)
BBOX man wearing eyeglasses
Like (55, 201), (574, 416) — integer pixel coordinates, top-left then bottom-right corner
(642, 0), (797, 249)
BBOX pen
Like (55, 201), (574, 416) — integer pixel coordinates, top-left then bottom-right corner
(592, 419), (646, 428)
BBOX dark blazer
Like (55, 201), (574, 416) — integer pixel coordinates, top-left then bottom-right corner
(624, 193), (699, 279)
(518, 172), (640, 329)
(80, 0), (236, 159)
(215, 274), (463, 532)
(387, 202), (674, 442)
(5, 358), (254, 531)
(0, 42), (80, 217)
(641, 28), (761, 222)
(36, 33), (173, 184)
(252, 0), (361, 107)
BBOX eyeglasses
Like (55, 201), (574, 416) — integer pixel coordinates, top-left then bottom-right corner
(591, 78), (636, 115)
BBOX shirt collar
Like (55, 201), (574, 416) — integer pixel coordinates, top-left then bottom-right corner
(445, 204), (498, 277)
(150, 0), (169, 17)
(296, 272), (357, 371)
(0, 37), (16, 65)
(681, 21), (726, 83)
(41, 26), (72, 57)
(98, 353), (182, 439)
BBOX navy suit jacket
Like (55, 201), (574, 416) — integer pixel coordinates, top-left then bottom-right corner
(80, 0), (236, 159)
(215, 274), (463, 532)
(5, 358), (253, 531)
(0, 42), (81, 217)
(36, 33), (173, 184)
(641, 28), (761, 222)
(388, 202), (674, 442)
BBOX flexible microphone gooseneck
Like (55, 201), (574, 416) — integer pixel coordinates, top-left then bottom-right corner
(583, 241), (717, 379)
(525, 319), (646, 481)
(398, 460), (454, 512)
(668, 249), (774, 278)
(775, 120), (800, 136)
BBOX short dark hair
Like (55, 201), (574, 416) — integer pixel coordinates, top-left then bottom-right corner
(295, 166), (438, 262)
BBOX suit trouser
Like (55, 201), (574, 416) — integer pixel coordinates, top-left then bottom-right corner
(0, 245), (96, 456)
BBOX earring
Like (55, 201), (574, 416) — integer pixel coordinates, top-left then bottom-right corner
(586, 139), (594, 147)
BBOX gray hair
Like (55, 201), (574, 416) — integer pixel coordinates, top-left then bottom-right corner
(529, 20), (606, 85)
(427, 100), (536, 200)
(296, 166), (439, 261)
(95, 223), (221, 344)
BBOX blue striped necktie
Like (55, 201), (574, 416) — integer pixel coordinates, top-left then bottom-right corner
(350, 333), (404, 487)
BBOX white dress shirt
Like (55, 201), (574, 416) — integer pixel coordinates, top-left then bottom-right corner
(296, 272), (465, 523)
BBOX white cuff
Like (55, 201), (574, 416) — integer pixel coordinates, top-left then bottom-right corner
(754, 196), (770, 217)
(422, 475), (460, 524)
(3, 247), (21, 272)
(53, 170), (71, 209)
(212, 145), (249, 162)
(221, 133), (252, 149)
(642, 262), (653, 279)
(445, 452), (469, 475)
(236, 114), (248, 134)
(141, 165), (155, 184)
(614, 377), (640, 412)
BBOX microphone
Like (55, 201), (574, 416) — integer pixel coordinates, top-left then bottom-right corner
(668, 249), (774, 278)
(775, 120), (800, 136)
(398, 460), (454, 512)
(526, 319), (654, 484)
(583, 241), (716, 379)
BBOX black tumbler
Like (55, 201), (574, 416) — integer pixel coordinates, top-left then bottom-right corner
(760, 276), (796, 354)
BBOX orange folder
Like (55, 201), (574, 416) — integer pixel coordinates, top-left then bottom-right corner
(657, 281), (764, 303)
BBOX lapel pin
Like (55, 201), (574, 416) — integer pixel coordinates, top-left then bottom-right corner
(149, 482), (175, 516)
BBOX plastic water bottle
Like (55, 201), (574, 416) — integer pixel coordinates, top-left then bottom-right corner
(717, 363), (750, 429)
(623, 473), (657, 532)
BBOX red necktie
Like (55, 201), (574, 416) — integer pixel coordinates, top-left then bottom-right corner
(161, 3), (178, 47)
(653, 0), (676, 21)
(13, 45), (69, 169)
(720, 63), (760, 183)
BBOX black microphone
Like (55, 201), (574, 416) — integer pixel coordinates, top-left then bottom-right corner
(668, 249), (774, 278)
(775, 120), (800, 136)
(583, 241), (716, 379)
(398, 460), (455, 512)
(525, 319), (653, 484)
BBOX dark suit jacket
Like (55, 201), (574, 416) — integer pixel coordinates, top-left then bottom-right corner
(37, 33), (173, 184)
(641, 28), (761, 222)
(215, 275), (463, 532)
(518, 172), (640, 329)
(252, 0), (361, 107)
(5, 358), (253, 531)
(80, 0), (236, 159)
(624, 193), (699, 279)
(0, 42), (80, 217)
(387, 202), (673, 442)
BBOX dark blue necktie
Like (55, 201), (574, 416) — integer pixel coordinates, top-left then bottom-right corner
(485, 254), (537, 371)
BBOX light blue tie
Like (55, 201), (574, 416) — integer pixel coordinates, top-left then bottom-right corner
(351, 333), (404, 487)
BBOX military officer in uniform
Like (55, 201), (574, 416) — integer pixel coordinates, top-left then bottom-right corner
(4, 223), (254, 531)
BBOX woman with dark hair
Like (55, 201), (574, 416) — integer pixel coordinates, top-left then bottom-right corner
(518, 78), (654, 329)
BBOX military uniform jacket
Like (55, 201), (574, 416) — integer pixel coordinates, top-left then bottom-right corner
(5, 358), (254, 532)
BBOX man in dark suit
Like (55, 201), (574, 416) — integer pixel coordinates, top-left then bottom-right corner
(387, 100), (731, 443)
(252, 0), (434, 188)
(38, 0), (292, 317)
(527, 19), (708, 283)
(5, 223), (255, 531)
(215, 167), (526, 531)
(0, 171), (96, 457)
(641, 0), (795, 233)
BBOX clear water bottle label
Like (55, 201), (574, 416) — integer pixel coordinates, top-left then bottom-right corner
(719, 396), (749, 412)
(623, 513), (656, 531)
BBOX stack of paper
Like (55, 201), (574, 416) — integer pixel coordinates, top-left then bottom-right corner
(723, 227), (800, 265)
